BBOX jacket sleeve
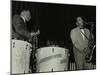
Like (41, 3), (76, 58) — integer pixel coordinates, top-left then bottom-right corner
(86, 28), (94, 40)
(70, 29), (84, 50)
(12, 16), (32, 40)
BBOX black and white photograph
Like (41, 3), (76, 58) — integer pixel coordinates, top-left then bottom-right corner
(11, 0), (96, 74)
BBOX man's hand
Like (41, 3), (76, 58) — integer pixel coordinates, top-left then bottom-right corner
(30, 32), (35, 36)
(36, 29), (40, 35)
(30, 29), (40, 37)
(83, 47), (91, 58)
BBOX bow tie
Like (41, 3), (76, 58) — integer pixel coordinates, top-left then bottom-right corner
(80, 28), (84, 29)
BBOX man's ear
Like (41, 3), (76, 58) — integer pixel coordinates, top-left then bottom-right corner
(76, 22), (79, 26)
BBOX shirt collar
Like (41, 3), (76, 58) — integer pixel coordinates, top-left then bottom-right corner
(20, 15), (26, 23)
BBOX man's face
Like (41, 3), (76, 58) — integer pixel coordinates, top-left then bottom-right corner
(25, 11), (31, 22)
(77, 17), (84, 28)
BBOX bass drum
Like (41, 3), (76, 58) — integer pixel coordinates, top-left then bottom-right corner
(12, 40), (32, 74)
(36, 46), (69, 72)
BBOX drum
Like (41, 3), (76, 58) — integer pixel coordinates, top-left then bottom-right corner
(12, 40), (32, 74)
(36, 46), (69, 72)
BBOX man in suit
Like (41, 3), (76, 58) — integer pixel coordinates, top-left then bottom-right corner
(12, 10), (40, 73)
(70, 16), (93, 70)
(12, 9), (40, 41)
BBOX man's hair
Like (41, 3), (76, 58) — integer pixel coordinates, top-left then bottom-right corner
(76, 16), (85, 26)
(20, 10), (30, 15)
(76, 16), (85, 21)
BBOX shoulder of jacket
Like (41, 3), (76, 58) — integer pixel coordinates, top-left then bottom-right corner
(85, 28), (90, 32)
(71, 27), (78, 32)
(13, 15), (20, 20)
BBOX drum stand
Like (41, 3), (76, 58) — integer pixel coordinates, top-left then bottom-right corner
(30, 36), (38, 73)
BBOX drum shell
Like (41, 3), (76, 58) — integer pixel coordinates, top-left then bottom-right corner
(36, 46), (69, 72)
(12, 40), (32, 74)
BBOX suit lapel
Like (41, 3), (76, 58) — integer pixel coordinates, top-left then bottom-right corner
(78, 27), (84, 40)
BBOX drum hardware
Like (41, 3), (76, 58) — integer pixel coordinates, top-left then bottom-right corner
(24, 71), (25, 74)
(25, 44), (28, 49)
(64, 68), (66, 71)
(52, 48), (54, 53)
(51, 68), (53, 72)
(13, 42), (15, 48)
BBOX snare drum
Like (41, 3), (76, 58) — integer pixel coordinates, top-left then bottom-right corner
(36, 46), (69, 72)
(12, 40), (32, 74)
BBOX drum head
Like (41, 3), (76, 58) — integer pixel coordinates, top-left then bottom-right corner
(36, 46), (69, 72)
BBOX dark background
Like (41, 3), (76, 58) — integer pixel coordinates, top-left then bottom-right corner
(12, 1), (96, 62)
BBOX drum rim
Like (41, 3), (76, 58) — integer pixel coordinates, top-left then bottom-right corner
(36, 46), (68, 51)
(12, 39), (32, 46)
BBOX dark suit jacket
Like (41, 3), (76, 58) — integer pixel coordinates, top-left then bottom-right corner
(12, 15), (31, 40)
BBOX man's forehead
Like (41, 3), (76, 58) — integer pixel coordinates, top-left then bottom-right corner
(77, 17), (82, 19)
(77, 17), (83, 20)
(21, 10), (30, 14)
(26, 10), (30, 14)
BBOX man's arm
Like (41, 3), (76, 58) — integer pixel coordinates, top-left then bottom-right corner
(70, 29), (84, 50)
(13, 15), (32, 40)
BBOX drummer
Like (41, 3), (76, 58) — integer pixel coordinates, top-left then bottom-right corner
(12, 9), (40, 42)
(12, 9), (40, 73)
